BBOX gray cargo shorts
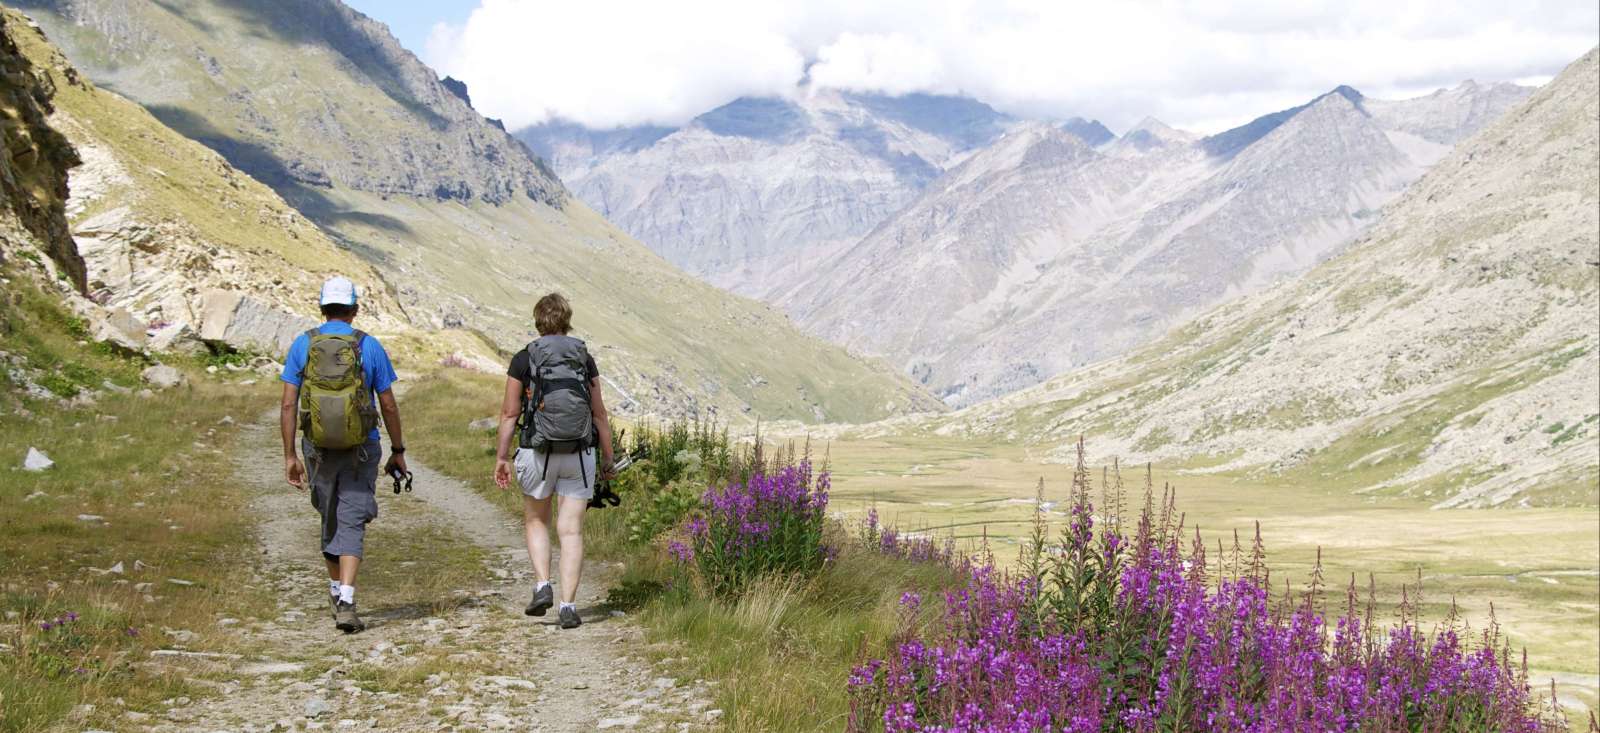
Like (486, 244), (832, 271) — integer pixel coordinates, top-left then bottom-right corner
(514, 447), (597, 501)
(303, 438), (381, 561)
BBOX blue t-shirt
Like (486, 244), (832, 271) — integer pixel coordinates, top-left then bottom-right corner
(280, 321), (397, 442)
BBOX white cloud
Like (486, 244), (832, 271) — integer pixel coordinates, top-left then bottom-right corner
(425, 0), (1597, 133)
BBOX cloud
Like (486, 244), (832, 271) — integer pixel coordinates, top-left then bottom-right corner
(425, 0), (1597, 133)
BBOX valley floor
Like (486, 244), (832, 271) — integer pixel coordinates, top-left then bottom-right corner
(819, 433), (1600, 715)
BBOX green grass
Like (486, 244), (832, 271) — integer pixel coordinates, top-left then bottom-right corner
(634, 547), (957, 730)
(0, 271), (278, 732)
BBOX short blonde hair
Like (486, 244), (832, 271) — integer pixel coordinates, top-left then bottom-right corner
(534, 292), (572, 335)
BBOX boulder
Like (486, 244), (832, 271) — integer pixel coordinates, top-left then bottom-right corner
(90, 307), (147, 353)
(141, 365), (185, 389)
(198, 290), (313, 355)
(303, 698), (329, 719)
(23, 447), (53, 471)
(147, 321), (206, 356)
(467, 417), (497, 432)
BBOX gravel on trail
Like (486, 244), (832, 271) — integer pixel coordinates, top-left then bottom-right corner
(131, 419), (716, 732)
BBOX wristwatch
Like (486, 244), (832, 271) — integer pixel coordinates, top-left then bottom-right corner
(390, 445), (406, 454)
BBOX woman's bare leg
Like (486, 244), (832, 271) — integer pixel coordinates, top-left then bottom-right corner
(523, 494), (553, 583)
(555, 494), (588, 604)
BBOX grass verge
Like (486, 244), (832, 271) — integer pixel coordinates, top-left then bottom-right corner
(0, 271), (277, 732)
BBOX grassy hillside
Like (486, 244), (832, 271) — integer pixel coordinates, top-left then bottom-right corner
(3, 8), (411, 333)
(928, 48), (1600, 508)
(12, 0), (939, 423)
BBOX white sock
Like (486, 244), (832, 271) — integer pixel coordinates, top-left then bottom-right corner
(338, 585), (355, 604)
(535, 580), (551, 592)
(329, 580), (340, 597)
(559, 602), (575, 612)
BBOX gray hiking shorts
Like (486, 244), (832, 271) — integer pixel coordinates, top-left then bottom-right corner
(514, 447), (597, 501)
(303, 438), (381, 561)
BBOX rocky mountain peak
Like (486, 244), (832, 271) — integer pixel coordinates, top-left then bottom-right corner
(533, 88), (1017, 297)
(1112, 116), (1196, 154)
(1200, 84), (1371, 158)
(16, 0), (566, 207)
(1061, 117), (1114, 146)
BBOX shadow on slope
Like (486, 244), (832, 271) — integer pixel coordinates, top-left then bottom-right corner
(144, 103), (414, 253)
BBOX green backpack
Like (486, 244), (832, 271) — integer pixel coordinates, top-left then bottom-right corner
(298, 329), (377, 449)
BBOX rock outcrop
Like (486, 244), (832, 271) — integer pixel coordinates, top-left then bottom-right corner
(0, 9), (407, 362)
(0, 10), (79, 290)
(198, 289), (315, 354)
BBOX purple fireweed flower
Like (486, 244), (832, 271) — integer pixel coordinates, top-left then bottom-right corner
(848, 476), (1557, 732)
(689, 460), (831, 595)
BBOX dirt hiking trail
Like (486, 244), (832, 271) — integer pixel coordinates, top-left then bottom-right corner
(134, 419), (717, 732)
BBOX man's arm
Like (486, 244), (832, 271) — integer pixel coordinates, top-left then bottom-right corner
(377, 389), (407, 473)
(493, 377), (521, 489)
(280, 382), (305, 488)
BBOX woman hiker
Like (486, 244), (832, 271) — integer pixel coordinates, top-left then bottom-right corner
(493, 293), (616, 629)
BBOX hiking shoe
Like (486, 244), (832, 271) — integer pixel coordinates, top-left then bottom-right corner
(329, 594), (339, 620)
(525, 583), (554, 617)
(559, 605), (581, 629)
(334, 601), (365, 633)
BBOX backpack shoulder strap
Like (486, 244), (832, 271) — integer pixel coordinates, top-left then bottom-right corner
(351, 330), (368, 368)
(299, 328), (320, 381)
(525, 339), (545, 401)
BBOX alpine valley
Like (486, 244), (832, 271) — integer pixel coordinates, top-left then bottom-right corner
(531, 78), (1534, 406)
(0, 1), (1595, 730)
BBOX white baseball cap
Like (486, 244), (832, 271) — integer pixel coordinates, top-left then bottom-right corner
(319, 276), (359, 306)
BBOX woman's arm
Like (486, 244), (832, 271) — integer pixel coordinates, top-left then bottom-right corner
(493, 377), (522, 489)
(590, 377), (615, 476)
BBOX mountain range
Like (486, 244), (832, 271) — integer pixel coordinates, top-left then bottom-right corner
(520, 91), (1022, 298)
(525, 78), (1531, 406)
(930, 48), (1599, 507)
(9, 0), (939, 423)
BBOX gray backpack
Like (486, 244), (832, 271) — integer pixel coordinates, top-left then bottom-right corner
(518, 335), (595, 457)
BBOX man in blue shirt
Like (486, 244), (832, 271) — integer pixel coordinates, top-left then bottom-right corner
(279, 276), (406, 633)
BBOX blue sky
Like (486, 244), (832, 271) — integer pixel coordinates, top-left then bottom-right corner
(343, 0), (477, 57)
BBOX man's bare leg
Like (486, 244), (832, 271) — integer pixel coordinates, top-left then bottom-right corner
(339, 556), (360, 588)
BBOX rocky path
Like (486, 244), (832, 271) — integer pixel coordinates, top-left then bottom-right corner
(134, 420), (717, 732)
